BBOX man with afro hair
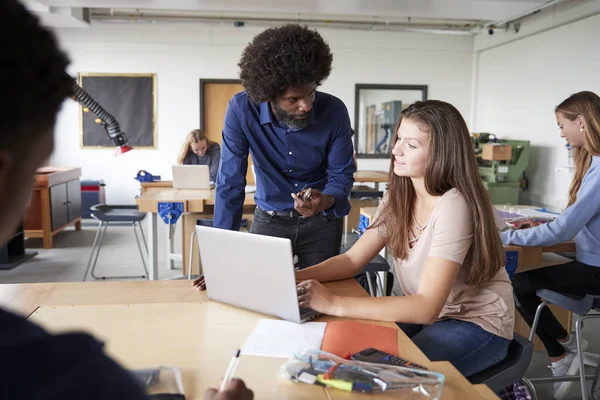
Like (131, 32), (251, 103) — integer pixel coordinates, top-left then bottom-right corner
(203, 25), (355, 286)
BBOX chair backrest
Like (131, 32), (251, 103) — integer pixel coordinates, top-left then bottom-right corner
(468, 333), (533, 393)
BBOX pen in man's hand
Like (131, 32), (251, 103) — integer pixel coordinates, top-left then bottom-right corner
(219, 349), (241, 392)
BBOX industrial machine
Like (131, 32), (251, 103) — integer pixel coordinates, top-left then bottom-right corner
(472, 133), (530, 205)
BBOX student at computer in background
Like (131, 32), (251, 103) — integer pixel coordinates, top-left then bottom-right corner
(0, 2), (251, 399)
(177, 129), (221, 182)
(501, 91), (600, 399)
(296, 100), (514, 378)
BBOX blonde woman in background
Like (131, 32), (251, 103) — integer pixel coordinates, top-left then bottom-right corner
(177, 129), (221, 182)
(502, 91), (600, 399)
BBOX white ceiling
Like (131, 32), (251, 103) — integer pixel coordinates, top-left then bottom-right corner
(25, 0), (570, 32)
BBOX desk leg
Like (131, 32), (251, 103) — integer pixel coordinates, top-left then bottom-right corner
(167, 223), (178, 270)
(147, 212), (158, 280)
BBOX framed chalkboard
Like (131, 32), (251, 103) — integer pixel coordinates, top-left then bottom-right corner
(78, 73), (157, 149)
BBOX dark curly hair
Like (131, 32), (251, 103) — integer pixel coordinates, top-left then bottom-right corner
(238, 24), (333, 104)
(0, 0), (71, 150)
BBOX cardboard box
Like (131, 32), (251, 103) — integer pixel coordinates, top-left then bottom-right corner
(482, 143), (512, 161)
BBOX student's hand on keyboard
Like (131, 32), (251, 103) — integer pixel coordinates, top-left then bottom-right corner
(513, 218), (541, 229)
(204, 379), (254, 400)
(297, 279), (337, 314)
(192, 275), (206, 291)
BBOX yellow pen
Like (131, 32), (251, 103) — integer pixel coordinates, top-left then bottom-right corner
(316, 374), (353, 392)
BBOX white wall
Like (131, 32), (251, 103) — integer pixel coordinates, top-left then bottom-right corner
(472, 13), (600, 209)
(51, 23), (474, 204)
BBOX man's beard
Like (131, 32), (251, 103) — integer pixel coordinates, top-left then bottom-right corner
(272, 103), (310, 130)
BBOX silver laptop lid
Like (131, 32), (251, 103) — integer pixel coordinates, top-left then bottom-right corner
(172, 165), (212, 190)
(195, 226), (302, 323)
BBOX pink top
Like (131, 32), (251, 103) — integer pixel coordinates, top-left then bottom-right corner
(374, 188), (514, 339)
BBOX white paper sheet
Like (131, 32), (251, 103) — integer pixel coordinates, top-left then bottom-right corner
(518, 208), (560, 219)
(241, 319), (327, 358)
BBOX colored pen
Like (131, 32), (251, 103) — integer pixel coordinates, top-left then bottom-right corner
(220, 349), (241, 392)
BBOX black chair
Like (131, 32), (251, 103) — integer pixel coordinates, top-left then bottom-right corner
(82, 204), (148, 281)
(468, 333), (537, 398)
(340, 232), (391, 297)
(527, 290), (600, 400)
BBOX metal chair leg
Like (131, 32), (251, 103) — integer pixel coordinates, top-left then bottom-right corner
(522, 377), (538, 400)
(529, 300), (548, 341)
(366, 272), (376, 297)
(133, 222), (149, 278)
(90, 222), (109, 279)
(578, 315), (591, 400)
(82, 220), (104, 282)
(138, 219), (148, 253)
(90, 222), (146, 280)
(592, 356), (600, 400)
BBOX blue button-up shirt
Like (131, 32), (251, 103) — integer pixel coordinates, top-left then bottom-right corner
(215, 90), (356, 230)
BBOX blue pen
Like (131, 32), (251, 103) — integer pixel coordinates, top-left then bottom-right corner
(535, 208), (560, 215)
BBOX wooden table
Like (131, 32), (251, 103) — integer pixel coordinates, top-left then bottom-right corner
(354, 170), (389, 191)
(0, 279), (497, 399)
(136, 187), (256, 280)
(137, 171), (391, 278)
(140, 169), (390, 195)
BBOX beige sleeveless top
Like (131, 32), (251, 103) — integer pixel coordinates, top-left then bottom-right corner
(374, 189), (514, 339)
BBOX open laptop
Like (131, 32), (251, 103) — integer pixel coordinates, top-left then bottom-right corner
(195, 225), (320, 323)
(172, 165), (214, 190)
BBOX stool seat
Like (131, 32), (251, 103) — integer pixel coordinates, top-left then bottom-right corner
(469, 333), (533, 393)
(536, 289), (600, 315)
(90, 204), (146, 223)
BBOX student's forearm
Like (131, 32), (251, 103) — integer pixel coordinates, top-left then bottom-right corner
(296, 254), (361, 283)
(329, 294), (438, 325)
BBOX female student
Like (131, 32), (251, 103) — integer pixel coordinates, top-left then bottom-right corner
(177, 129), (221, 182)
(296, 100), (514, 378)
(501, 91), (600, 399)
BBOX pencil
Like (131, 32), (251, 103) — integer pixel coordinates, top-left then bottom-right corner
(220, 349), (241, 392)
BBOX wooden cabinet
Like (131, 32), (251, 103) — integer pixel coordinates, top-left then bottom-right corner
(49, 180), (81, 231)
(25, 167), (82, 249)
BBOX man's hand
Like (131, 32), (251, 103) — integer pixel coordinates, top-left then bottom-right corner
(204, 379), (253, 400)
(291, 188), (334, 217)
(192, 275), (206, 291)
(297, 279), (338, 315)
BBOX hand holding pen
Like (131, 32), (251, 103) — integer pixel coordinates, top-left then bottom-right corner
(204, 379), (253, 400)
(204, 349), (254, 400)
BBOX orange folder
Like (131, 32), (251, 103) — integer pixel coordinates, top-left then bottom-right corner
(320, 320), (399, 358)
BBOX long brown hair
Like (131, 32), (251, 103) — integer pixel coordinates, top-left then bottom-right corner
(555, 91), (600, 206)
(371, 100), (505, 287)
(177, 129), (213, 164)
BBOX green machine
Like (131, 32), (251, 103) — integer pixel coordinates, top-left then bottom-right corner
(473, 135), (531, 205)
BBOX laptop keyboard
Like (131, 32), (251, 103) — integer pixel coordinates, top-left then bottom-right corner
(300, 307), (315, 316)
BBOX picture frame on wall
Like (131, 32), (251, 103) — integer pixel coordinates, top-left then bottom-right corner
(79, 73), (157, 149)
(354, 84), (428, 159)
